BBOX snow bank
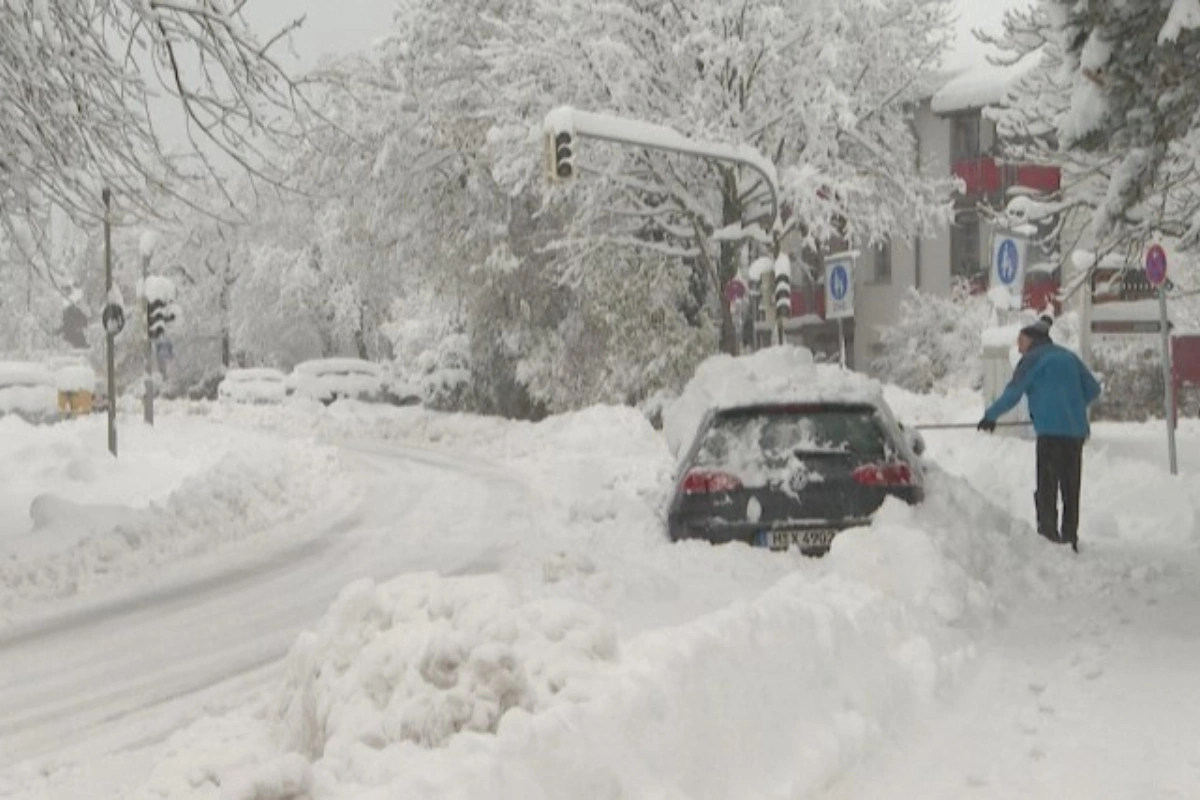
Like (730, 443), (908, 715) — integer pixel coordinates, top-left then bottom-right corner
(661, 347), (882, 457)
(0, 415), (349, 621)
(220, 754), (313, 800)
(18, 388), (1199, 798)
(272, 575), (618, 759)
(244, 467), (1045, 799)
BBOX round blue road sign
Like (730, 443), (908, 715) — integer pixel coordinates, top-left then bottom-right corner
(996, 239), (1019, 285)
(1145, 244), (1168, 287)
(830, 264), (849, 301)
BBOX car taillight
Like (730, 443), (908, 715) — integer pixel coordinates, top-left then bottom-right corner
(681, 469), (743, 494)
(852, 462), (914, 487)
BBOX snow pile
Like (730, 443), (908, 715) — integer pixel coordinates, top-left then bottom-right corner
(0, 416), (349, 621)
(220, 754), (313, 800)
(233, 467), (1045, 799)
(662, 347), (882, 456)
(272, 574), (618, 760)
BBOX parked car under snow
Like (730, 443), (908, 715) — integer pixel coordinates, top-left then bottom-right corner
(667, 397), (926, 555)
(289, 359), (385, 405)
(217, 368), (289, 405)
(0, 361), (59, 423)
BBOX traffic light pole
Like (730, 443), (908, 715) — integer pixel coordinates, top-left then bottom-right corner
(142, 253), (154, 426)
(544, 107), (780, 234)
(103, 189), (118, 457)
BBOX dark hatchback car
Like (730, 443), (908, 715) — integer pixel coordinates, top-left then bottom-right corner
(667, 400), (925, 555)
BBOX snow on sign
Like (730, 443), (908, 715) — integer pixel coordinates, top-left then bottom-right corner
(824, 256), (854, 319)
(991, 234), (1028, 305)
(1145, 244), (1168, 287)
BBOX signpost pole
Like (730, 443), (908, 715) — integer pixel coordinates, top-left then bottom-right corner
(1159, 286), (1178, 475)
(103, 189), (118, 458)
(837, 318), (847, 368)
(1145, 243), (1176, 476)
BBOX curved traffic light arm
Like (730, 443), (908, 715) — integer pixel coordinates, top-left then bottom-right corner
(543, 106), (780, 236)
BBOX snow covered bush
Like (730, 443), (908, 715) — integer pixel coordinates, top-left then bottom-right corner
(383, 293), (474, 412)
(873, 283), (993, 393)
(272, 575), (618, 757)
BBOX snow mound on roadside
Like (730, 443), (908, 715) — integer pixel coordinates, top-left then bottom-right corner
(235, 467), (1056, 799)
(0, 439), (347, 618)
(272, 574), (618, 759)
(662, 346), (883, 456)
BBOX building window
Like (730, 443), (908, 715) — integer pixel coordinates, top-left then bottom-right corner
(950, 114), (981, 162)
(951, 211), (982, 280)
(871, 240), (892, 284)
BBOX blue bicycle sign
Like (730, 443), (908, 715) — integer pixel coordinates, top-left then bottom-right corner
(830, 264), (849, 300)
(996, 239), (1020, 285)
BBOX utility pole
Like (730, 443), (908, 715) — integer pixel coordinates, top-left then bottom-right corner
(103, 189), (118, 457)
(141, 251), (154, 426)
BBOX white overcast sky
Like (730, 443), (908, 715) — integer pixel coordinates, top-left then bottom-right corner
(245, 0), (396, 69)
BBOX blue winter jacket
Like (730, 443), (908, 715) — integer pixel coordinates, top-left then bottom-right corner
(984, 341), (1102, 439)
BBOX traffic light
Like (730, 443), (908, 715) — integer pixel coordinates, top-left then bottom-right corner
(147, 299), (175, 339)
(774, 269), (791, 318)
(546, 129), (576, 182)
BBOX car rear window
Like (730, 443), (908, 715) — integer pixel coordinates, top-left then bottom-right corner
(694, 405), (890, 472)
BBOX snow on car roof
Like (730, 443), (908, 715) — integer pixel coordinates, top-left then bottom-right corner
(0, 361), (55, 389)
(292, 358), (383, 377)
(54, 365), (96, 392)
(225, 368), (286, 382)
(662, 347), (884, 456)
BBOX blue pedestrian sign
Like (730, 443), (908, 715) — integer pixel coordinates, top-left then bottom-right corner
(996, 239), (1019, 285)
(990, 234), (1028, 306)
(823, 256), (855, 320)
(830, 264), (849, 300)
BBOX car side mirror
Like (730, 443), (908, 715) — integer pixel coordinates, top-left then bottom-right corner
(899, 423), (926, 456)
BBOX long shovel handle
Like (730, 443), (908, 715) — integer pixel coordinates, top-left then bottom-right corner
(911, 421), (1034, 431)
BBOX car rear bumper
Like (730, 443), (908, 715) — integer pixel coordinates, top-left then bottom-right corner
(667, 517), (873, 555)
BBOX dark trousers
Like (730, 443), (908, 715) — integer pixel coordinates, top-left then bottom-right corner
(1035, 436), (1085, 543)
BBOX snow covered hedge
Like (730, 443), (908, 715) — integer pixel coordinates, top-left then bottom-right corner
(873, 282), (993, 394)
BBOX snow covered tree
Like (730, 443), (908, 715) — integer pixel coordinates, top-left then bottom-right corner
(873, 281), (993, 393)
(1, 0), (312, 244)
(1002, 0), (1200, 250)
(387, 0), (958, 354)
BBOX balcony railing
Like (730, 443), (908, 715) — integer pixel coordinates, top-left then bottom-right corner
(952, 157), (1062, 198)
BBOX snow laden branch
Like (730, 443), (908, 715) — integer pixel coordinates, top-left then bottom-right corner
(1029, 0), (1200, 250)
(0, 0), (315, 236)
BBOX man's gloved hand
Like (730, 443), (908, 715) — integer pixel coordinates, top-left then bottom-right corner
(977, 418), (996, 433)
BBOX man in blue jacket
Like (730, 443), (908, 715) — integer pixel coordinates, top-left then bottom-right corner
(978, 317), (1102, 552)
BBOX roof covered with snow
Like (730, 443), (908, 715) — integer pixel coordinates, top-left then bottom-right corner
(932, 0), (1038, 114)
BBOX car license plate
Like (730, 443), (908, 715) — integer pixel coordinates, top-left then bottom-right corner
(766, 529), (837, 551)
